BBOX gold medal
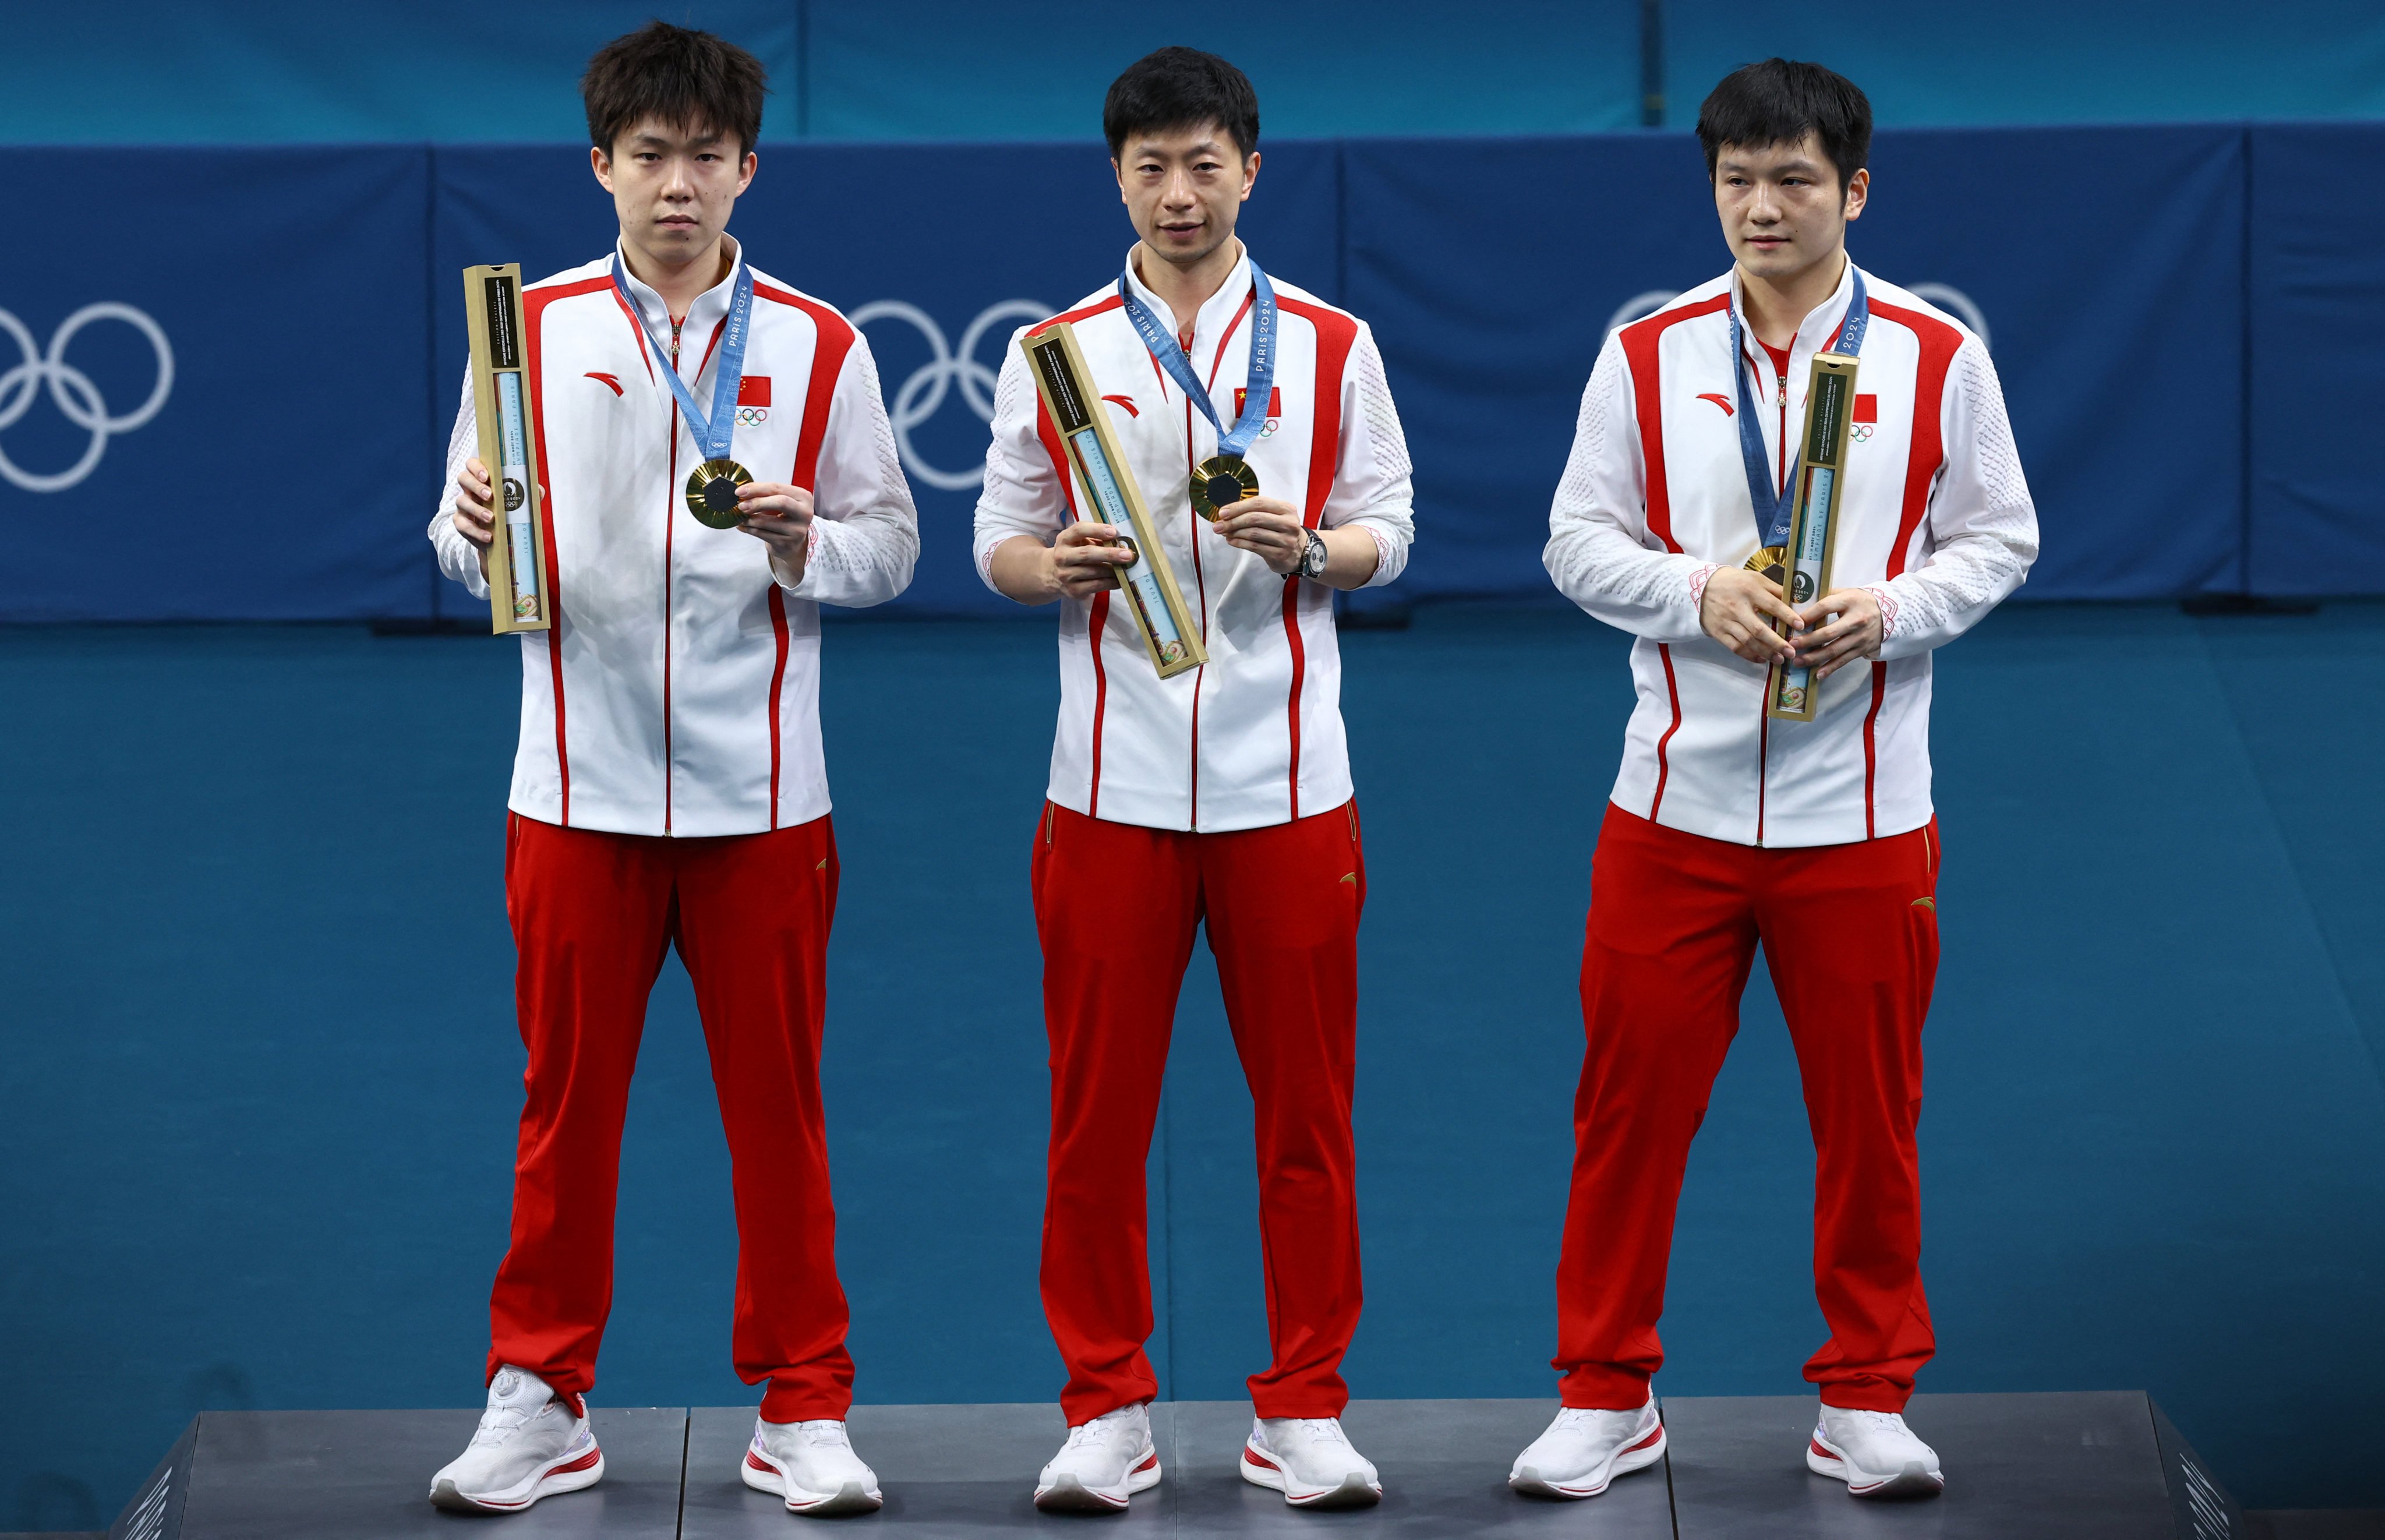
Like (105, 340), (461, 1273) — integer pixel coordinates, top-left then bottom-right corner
(686, 458), (754, 528)
(1188, 454), (1260, 521)
(1745, 544), (1790, 591)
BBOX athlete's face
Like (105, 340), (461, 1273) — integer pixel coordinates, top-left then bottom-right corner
(1713, 133), (1869, 286)
(1114, 124), (1259, 271)
(593, 118), (757, 275)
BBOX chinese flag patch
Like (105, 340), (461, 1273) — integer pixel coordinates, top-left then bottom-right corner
(1233, 386), (1284, 416)
(739, 376), (772, 407)
(1853, 393), (1877, 423)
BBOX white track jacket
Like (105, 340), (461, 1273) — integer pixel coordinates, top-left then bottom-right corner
(974, 248), (1415, 833)
(432, 239), (918, 838)
(1546, 262), (2037, 847)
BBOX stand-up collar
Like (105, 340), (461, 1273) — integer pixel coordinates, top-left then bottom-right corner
(1730, 253), (1860, 373)
(1123, 241), (1255, 358)
(614, 234), (745, 351)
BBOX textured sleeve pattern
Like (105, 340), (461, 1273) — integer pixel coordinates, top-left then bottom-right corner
(971, 332), (1069, 591)
(1319, 323), (1415, 588)
(428, 368), (492, 601)
(1542, 336), (1711, 641)
(1872, 336), (2038, 658)
(787, 332), (920, 607)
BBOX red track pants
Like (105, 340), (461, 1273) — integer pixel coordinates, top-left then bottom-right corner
(487, 812), (854, 1422)
(1032, 800), (1367, 1425)
(1554, 804), (1939, 1413)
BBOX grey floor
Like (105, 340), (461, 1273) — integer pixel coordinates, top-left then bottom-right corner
(126, 1392), (2310, 1537)
(1662, 1392), (2171, 1539)
(681, 1400), (1673, 1537)
(178, 1406), (687, 1538)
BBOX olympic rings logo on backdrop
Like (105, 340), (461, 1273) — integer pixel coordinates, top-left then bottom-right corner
(1602, 282), (1992, 354)
(850, 298), (1052, 493)
(0, 303), (175, 493)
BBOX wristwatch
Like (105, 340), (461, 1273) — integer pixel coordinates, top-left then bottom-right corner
(1296, 528), (1329, 580)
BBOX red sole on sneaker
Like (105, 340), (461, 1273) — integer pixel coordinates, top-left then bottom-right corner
(1241, 1448), (1382, 1509)
(1032, 1451), (1160, 1513)
(428, 1447), (605, 1513)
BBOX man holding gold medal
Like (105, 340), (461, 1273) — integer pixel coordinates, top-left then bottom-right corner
(426, 22), (917, 1519)
(974, 47), (1415, 1515)
(1514, 61), (2037, 1503)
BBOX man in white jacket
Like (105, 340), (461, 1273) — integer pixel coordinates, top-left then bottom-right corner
(974, 47), (1414, 1516)
(423, 22), (916, 1520)
(1511, 59), (2037, 1504)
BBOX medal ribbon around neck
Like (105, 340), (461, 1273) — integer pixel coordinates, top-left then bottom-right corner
(612, 253), (758, 527)
(1729, 264), (1867, 550)
(1118, 256), (1277, 518)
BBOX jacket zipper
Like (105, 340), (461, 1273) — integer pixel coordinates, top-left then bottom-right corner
(1756, 337), (1792, 847)
(663, 315), (682, 834)
(1183, 320), (1207, 834)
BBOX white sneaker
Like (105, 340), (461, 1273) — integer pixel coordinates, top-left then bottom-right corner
(426, 1366), (603, 1513)
(1806, 1404), (1945, 1499)
(740, 1416), (884, 1516)
(1508, 1394), (1667, 1499)
(1240, 1417), (1381, 1509)
(1034, 1403), (1163, 1513)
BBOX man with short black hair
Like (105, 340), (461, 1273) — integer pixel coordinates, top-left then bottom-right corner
(1511, 58), (2036, 1502)
(425, 20), (917, 1517)
(975, 45), (1415, 1516)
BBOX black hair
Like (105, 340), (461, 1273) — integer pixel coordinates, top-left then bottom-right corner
(582, 21), (768, 158)
(1695, 59), (1871, 193)
(1103, 47), (1260, 161)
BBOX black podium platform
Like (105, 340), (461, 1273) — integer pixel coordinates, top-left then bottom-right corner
(104, 1391), (2243, 1538)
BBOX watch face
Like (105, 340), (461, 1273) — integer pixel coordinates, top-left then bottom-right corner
(1302, 532), (1327, 577)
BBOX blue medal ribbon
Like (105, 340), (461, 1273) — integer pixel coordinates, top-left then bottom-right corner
(1728, 266), (1867, 548)
(1118, 256), (1278, 464)
(612, 252), (754, 465)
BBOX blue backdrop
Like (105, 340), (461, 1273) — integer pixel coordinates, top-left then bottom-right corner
(6, 1), (2383, 145)
(0, 123), (2375, 620)
(2248, 122), (2385, 596)
(0, 149), (435, 621)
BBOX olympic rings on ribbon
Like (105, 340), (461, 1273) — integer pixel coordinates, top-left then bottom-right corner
(0, 303), (175, 493)
(848, 298), (1051, 492)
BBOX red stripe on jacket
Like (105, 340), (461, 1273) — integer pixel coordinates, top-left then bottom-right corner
(521, 275), (619, 826)
(1864, 300), (1964, 579)
(1030, 294), (1128, 340)
(1650, 644), (1685, 822)
(754, 283), (857, 827)
(1030, 296), (1126, 814)
(1273, 295), (1358, 822)
(1619, 294), (1732, 554)
(1857, 301), (1960, 839)
(1861, 662), (1888, 837)
(1618, 294), (1729, 819)
(606, 285), (657, 384)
